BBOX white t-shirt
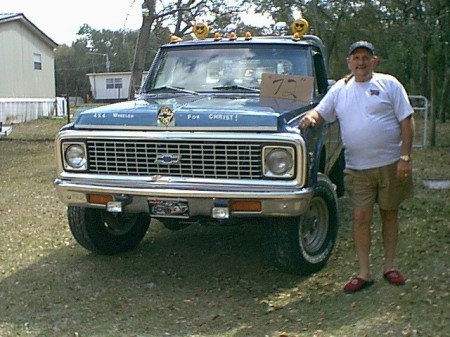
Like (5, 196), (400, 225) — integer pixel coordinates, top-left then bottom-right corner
(316, 73), (413, 170)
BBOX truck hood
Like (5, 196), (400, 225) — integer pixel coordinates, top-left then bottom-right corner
(74, 94), (311, 131)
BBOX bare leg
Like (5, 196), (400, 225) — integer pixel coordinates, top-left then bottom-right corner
(352, 207), (374, 280)
(380, 208), (399, 272)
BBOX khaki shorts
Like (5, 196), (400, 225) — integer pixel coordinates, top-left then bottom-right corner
(344, 162), (414, 210)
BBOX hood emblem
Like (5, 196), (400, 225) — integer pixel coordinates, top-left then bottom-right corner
(157, 106), (174, 127)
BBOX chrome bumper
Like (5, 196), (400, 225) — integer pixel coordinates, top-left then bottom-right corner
(54, 178), (313, 218)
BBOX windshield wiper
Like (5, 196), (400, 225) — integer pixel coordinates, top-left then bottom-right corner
(212, 84), (260, 93)
(146, 86), (198, 95)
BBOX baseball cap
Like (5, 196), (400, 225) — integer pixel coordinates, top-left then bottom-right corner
(348, 41), (375, 55)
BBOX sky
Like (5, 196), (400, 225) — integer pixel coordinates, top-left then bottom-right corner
(1, 0), (272, 46)
(1, 0), (143, 45)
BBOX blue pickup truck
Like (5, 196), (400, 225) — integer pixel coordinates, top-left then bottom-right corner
(54, 20), (344, 275)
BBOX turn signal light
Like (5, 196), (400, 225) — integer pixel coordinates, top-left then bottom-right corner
(229, 200), (262, 212)
(87, 194), (113, 205)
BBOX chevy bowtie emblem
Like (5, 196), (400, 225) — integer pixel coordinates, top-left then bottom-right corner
(158, 106), (174, 126)
(155, 153), (181, 164)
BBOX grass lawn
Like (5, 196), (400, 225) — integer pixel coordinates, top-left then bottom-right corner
(0, 117), (448, 337)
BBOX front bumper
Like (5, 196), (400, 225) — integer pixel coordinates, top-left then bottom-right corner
(54, 178), (313, 218)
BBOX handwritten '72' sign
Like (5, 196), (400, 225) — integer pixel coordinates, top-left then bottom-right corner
(260, 73), (314, 102)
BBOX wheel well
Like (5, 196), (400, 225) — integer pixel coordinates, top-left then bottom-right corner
(329, 150), (345, 197)
(316, 146), (345, 198)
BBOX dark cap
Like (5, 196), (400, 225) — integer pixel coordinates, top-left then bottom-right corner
(348, 41), (375, 55)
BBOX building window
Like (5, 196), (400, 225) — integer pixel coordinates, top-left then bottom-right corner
(106, 78), (123, 89)
(33, 53), (42, 70)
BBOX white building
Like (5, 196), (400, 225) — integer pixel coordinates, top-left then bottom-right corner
(87, 72), (148, 103)
(0, 13), (59, 124)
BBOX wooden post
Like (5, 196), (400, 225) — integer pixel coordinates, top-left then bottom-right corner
(66, 95), (71, 124)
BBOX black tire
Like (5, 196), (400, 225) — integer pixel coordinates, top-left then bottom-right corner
(264, 175), (339, 275)
(68, 206), (150, 255)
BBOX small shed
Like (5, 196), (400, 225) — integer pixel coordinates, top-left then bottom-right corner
(87, 72), (148, 103)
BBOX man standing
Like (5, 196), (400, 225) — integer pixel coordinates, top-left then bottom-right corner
(299, 41), (414, 293)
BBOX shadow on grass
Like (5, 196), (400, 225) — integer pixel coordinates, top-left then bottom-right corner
(1, 205), (449, 337)
(0, 219), (363, 337)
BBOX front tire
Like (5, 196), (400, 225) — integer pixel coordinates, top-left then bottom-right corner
(264, 175), (339, 275)
(68, 206), (150, 255)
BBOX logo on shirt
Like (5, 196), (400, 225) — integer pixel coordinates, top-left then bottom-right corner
(369, 89), (380, 96)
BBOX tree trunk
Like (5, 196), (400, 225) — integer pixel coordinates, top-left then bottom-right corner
(430, 69), (437, 147)
(128, 0), (156, 100)
(438, 44), (449, 123)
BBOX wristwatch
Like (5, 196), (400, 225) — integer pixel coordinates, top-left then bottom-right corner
(400, 155), (411, 162)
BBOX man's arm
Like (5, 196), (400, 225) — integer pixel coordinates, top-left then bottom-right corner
(400, 115), (414, 156)
(397, 114), (414, 180)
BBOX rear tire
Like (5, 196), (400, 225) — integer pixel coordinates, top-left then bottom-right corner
(264, 175), (339, 275)
(68, 206), (150, 255)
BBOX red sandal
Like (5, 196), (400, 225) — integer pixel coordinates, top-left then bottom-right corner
(343, 277), (375, 293)
(384, 269), (406, 285)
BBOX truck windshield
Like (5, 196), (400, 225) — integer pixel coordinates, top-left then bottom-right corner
(143, 44), (310, 93)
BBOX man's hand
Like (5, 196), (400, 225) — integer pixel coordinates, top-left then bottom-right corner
(299, 114), (317, 129)
(397, 159), (412, 182)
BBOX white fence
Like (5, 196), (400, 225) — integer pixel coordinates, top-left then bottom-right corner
(409, 95), (430, 148)
(0, 97), (67, 124)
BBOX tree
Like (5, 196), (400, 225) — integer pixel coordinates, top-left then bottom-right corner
(54, 44), (91, 99)
(128, 0), (157, 99)
(128, 0), (247, 99)
(56, 0), (449, 128)
(54, 26), (140, 100)
(249, 0), (449, 147)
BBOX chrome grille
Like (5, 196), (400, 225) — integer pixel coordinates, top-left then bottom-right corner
(86, 140), (263, 179)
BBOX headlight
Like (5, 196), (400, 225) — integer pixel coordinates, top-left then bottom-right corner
(63, 143), (87, 170)
(263, 146), (295, 178)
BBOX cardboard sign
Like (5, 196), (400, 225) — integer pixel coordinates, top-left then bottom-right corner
(260, 73), (314, 102)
